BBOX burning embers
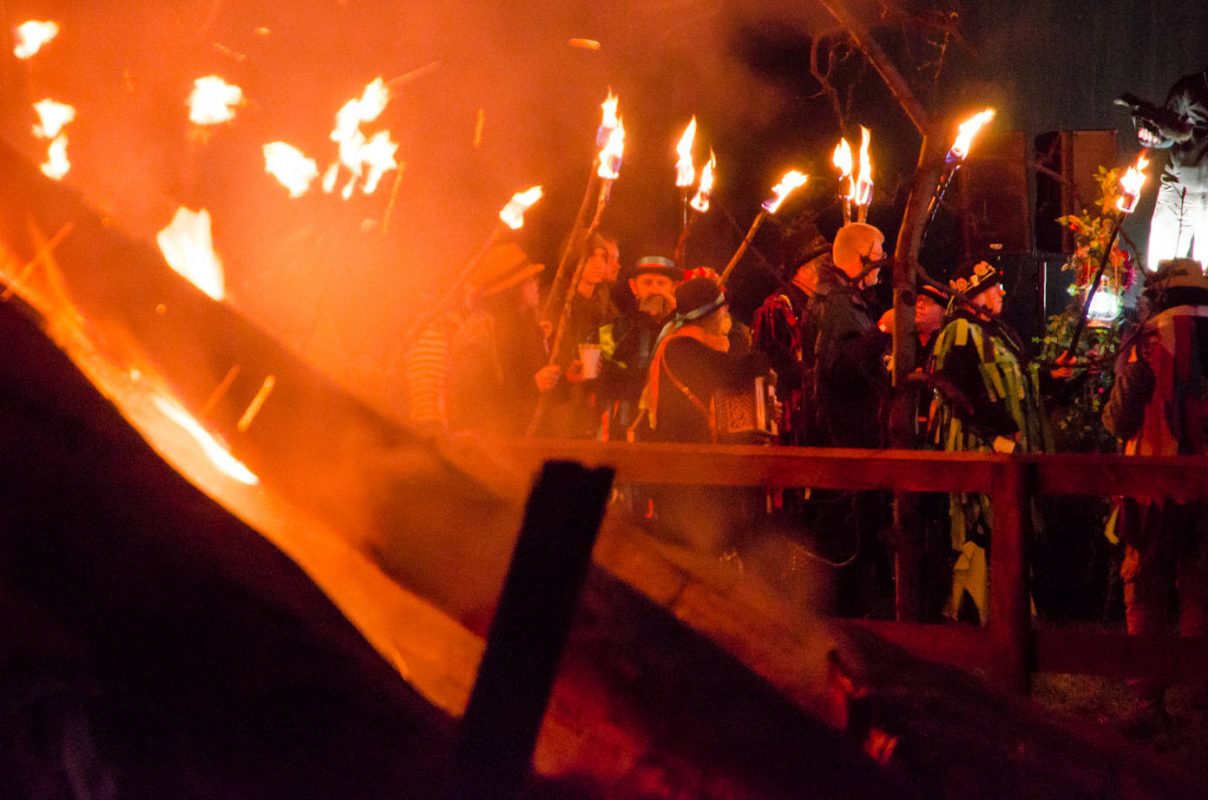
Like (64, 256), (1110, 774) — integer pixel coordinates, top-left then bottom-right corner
(263, 142), (320, 198)
(13, 20), (59, 59)
(32, 99), (75, 180)
(321, 77), (401, 200)
(156, 208), (225, 301)
(188, 76), (245, 126)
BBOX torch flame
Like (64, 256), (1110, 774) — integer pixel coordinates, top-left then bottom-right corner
(950, 108), (996, 161)
(14, 20), (59, 59)
(263, 142), (319, 198)
(324, 78), (400, 199)
(1116, 153), (1150, 214)
(690, 151), (716, 213)
(597, 117), (626, 181)
(597, 90), (619, 147)
(188, 76), (245, 126)
(151, 396), (258, 486)
(499, 185), (543, 230)
(41, 134), (70, 180)
(675, 116), (697, 188)
(833, 138), (854, 179)
(156, 207), (225, 301)
(853, 125), (874, 207)
(762, 169), (808, 214)
(32, 99), (75, 139)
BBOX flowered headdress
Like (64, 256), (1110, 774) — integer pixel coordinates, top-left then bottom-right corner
(948, 260), (1000, 300)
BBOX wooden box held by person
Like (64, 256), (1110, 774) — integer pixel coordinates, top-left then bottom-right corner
(713, 375), (778, 442)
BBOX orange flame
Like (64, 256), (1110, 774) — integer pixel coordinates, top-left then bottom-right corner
(156, 207), (225, 301)
(13, 20), (59, 59)
(1116, 152), (1150, 214)
(597, 117), (626, 180)
(598, 91), (619, 145)
(950, 108), (996, 160)
(322, 78), (400, 199)
(499, 185), (543, 230)
(263, 142), (319, 198)
(151, 396), (258, 485)
(690, 151), (716, 213)
(853, 125), (874, 208)
(188, 76), (245, 126)
(32, 99), (75, 139)
(762, 169), (808, 214)
(832, 138), (854, 180)
(675, 116), (697, 188)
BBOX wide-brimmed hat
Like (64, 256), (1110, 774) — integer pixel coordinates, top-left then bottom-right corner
(466, 242), (544, 297)
(674, 276), (727, 322)
(1146, 258), (1208, 291)
(632, 255), (683, 281)
(948, 260), (1001, 299)
(781, 231), (833, 281)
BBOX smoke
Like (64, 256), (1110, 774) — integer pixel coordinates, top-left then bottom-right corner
(0, 0), (844, 413)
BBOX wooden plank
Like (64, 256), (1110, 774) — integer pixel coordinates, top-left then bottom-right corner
(452, 461), (614, 800)
(839, 619), (993, 673)
(1029, 453), (1208, 498)
(493, 440), (1001, 493)
(1035, 629), (1208, 680)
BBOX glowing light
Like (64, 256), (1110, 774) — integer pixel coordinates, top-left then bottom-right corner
(14, 20), (59, 59)
(854, 125), (874, 210)
(32, 99), (75, 139)
(151, 396), (258, 485)
(761, 169), (808, 214)
(597, 117), (625, 181)
(1116, 153), (1150, 214)
(323, 78), (400, 199)
(950, 108), (996, 161)
(1088, 289), (1122, 321)
(499, 185), (543, 230)
(568, 38), (601, 50)
(597, 91), (619, 147)
(188, 76), (245, 126)
(156, 207), (225, 301)
(689, 151), (715, 213)
(675, 116), (697, 188)
(263, 142), (319, 198)
(41, 134), (70, 180)
(833, 138), (854, 197)
(237, 375), (277, 433)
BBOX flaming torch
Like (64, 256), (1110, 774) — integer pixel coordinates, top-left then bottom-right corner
(401, 185), (544, 350)
(14, 20), (59, 59)
(854, 125), (874, 223)
(540, 90), (622, 324)
(833, 138), (855, 225)
(690, 151), (716, 214)
(675, 116), (698, 239)
(1066, 151), (1150, 355)
(923, 108), (996, 239)
(719, 169), (808, 286)
(321, 78), (400, 200)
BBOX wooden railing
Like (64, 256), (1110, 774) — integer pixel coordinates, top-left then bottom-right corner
(492, 440), (1208, 693)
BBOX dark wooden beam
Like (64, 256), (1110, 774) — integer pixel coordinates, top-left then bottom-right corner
(451, 460), (614, 800)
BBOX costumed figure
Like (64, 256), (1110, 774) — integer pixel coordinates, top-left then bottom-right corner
(928, 260), (1049, 623)
(446, 244), (559, 436)
(1102, 258), (1208, 730)
(751, 232), (832, 447)
(1127, 66), (1208, 267)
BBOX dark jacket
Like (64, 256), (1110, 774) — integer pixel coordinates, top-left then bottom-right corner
(597, 308), (672, 435)
(646, 334), (770, 444)
(447, 304), (548, 436)
(809, 264), (889, 448)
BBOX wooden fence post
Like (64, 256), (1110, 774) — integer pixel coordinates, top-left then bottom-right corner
(988, 459), (1032, 694)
